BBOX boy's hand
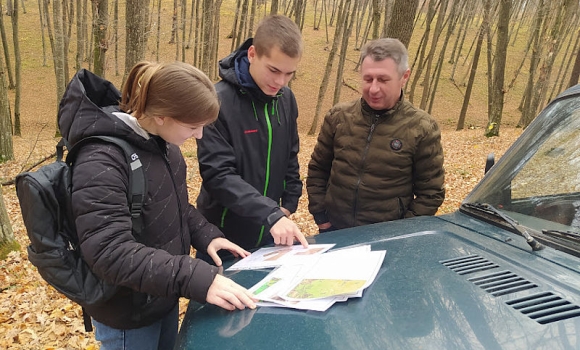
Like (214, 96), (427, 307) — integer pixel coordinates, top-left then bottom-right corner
(270, 216), (309, 248)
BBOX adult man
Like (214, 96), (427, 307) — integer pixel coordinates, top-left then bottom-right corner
(307, 38), (445, 232)
(196, 15), (308, 251)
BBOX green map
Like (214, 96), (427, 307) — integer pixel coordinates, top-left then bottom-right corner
(286, 279), (366, 299)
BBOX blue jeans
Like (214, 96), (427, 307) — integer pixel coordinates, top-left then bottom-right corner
(93, 304), (179, 350)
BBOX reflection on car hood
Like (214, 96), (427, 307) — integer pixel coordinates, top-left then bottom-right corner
(176, 213), (580, 350)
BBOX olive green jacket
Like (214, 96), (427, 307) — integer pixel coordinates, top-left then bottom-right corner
(306, 96), (445, 229)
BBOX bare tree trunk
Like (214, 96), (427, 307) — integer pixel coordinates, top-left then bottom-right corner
(9, 0), (21, 136)
(156, 0), (162, 62)
(386, 0), (419, 48)
(518, 0), (544, 128)
(428, 0), (462, 114)
(457, 18), (487, 131)
(193, 0), (201, 66)
(38, 0), (48, 66)
(485, 0), (511, 137)
(419, 0), (447, 110)
(180, 0), (187, 61)
(124, 0), (151, 82)
(63, 0), (73, 79)
(248, 0), (257, 37)
(371, 0), (380, 39)
(113, 0), (119, 75)
(569, 31), (580, 87)
(53, 0), (67, 137)
(211, 0), (223, 79)
(0, 186), (17, 251)
(408, 0), (436, 104)
(332, 0), (355, 105)
(449, 1), (475, 80)
(82, 0), (89, 63)
(308, 0), (349, 135)
(270, 0), (278, 14)
(75, 0), (84, 70)
(548, 18), (578, 101)
(170, 0), (178, 44)
(92, 0), (108, 77)
(0, 11), (15, 89)
(0, 45), (12, 162)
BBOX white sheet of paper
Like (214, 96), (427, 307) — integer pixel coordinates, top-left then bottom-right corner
(227, 244), (335, 271)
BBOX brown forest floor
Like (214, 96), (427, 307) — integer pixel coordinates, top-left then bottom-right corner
(0, 2), (531, 349)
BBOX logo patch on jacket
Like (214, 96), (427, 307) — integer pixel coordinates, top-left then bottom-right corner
(244, 129), (258, 134)
(390, 139), (403, 151)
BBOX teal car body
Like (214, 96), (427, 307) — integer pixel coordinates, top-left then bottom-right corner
(176, 85), (580, 350)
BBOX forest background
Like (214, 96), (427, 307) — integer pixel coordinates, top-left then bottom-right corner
(0, 0), (579, 348)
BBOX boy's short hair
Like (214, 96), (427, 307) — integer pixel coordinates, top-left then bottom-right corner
(361, 38), (409, 76)
(253, 15), (303, 59)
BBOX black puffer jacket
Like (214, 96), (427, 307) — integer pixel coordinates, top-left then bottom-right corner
(196, 38), (302, 249)
(58, 69), (222, 329)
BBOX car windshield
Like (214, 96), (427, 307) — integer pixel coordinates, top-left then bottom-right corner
(462, 89), (580, 254)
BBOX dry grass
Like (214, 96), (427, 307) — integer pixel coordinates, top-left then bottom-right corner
(0, 1), (533, 348)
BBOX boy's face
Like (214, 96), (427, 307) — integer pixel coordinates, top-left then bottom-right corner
(361, 56), (410, 110)
(248, 45), (300, 96)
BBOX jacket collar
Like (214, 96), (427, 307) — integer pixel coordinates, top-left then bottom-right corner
(361, 90), (405, 118)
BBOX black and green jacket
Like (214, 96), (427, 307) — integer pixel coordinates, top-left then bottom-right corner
(196, 38), (302, 250)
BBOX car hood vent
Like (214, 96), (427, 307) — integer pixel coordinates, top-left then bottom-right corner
(467, 270), (537, 296)
(440, 255), (499, 275)
(441, 255), (580, 324)
(506, 292), (580, 324)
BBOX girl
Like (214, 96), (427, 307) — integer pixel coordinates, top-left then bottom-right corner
(58, 61), (256, 350)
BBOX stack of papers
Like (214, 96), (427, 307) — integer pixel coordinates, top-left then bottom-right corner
(227, 244), (386, 312)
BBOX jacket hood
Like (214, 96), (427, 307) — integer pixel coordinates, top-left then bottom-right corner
(219, 38), (253, 86)
(58, 69), (145, 147)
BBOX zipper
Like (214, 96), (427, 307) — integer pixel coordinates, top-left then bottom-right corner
(255, 103), (274, 247)
(352, 115), (380, 226)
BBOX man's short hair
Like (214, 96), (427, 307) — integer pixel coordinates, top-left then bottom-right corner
(360, 38), (409, 76)
(253, 15), (303, 58)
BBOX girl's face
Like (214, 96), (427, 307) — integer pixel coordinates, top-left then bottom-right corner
(154, 116), (206, 146)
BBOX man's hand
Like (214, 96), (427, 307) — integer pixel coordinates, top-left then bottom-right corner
(317, 222), (332, 230)
(206, 237), (251, 266)
(270, 216), (309, 248)
(206, 274), (257, 311)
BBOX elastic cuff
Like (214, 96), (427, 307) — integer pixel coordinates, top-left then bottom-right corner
(265, 208), (286, 227)
(312, 211), (329, 225)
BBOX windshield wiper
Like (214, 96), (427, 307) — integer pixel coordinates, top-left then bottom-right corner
(542, 229), (580, 243)
(461, 202), (544, 251)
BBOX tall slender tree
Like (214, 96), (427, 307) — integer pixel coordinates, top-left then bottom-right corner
(52, 0), (67, 136)
(386, 0), (419, 48)
(0, 185), (17, 256)
(124, 0), (151, 82)
(9, 0), (21, 137)
(92, 0), (108, 77)
(0, 41), (12, 162)
(485, 0), (512, 137)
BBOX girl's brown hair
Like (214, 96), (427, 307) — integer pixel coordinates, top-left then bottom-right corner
(120, 61), (219, 124)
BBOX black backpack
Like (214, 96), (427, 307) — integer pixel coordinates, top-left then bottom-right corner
(15, 136), (145, 331)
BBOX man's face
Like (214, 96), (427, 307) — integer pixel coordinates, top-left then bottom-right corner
(361, 56), (410, 110)
(248, 45), (301, 96)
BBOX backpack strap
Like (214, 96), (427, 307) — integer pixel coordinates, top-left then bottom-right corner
(64, 136), (146, 237)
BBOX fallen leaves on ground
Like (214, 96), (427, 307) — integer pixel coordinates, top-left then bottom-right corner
(0, 127), (523, 349)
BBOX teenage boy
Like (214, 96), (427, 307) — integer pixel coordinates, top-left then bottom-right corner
(196, 15), (308, 252)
